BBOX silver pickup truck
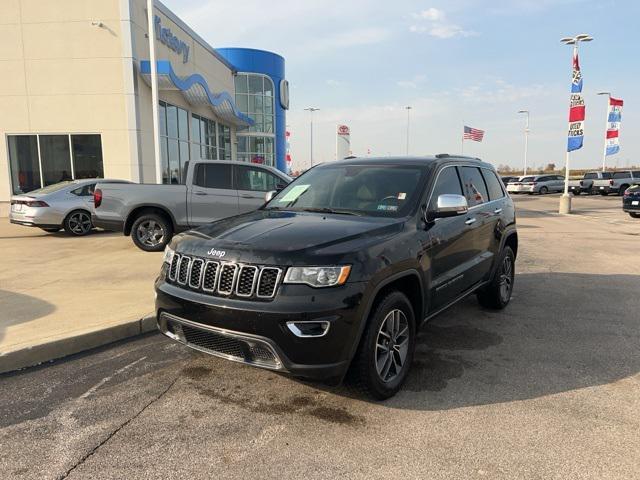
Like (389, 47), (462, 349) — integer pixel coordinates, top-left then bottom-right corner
(92, 161), (291, 251)
(568, 171), (611, 195)
(592, 170), (640, 196)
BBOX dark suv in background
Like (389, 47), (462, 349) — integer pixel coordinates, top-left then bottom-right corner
(155, 155), (518, 399)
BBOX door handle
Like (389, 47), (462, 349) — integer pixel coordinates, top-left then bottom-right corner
(465, 218), (477, 225)
(494, 208), (502, 214)
(194, 191), (207, 196)
(240, 194), (254, 199)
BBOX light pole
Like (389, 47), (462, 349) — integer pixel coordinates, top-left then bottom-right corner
(559, 33), (593, 214)
(597, 91), (611, 172)
(304, 107), (320, 167)
(405, 106), (412, 155)
(517, 110), (529, 176)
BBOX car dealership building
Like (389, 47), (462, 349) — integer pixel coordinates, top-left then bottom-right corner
(0, 0), (288, 208)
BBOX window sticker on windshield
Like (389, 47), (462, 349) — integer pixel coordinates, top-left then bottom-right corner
(377, 205), (398, 211)
(398, 192), (406, 200)
(278, 184), (309, 202)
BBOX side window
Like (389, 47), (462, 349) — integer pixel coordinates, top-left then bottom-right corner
(459, 166), (489, 207)
(71, 183), (95, 196)
(633, 171), (640, 178)
(429, 166), (463, 209)
(235, 166), (281, 192)
(613, 172), (628, 179)
(193, 164), (232, 189)
(481, 169), (504, 201)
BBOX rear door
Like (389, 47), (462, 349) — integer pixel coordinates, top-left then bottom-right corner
(426, 165), (478, 311)
(235, 165), (286, 214)
(479, 168), (508, 271)
(188, 163), (238, 225)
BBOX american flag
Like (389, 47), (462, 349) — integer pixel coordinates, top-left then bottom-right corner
(463, 125), (485, 142)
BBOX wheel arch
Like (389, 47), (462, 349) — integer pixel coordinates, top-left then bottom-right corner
(124, 205), (177, 236)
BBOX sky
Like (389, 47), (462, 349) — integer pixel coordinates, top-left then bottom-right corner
(162, 0), (639, 172)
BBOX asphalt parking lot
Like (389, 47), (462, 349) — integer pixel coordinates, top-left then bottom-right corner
(1, 194), (639, 479)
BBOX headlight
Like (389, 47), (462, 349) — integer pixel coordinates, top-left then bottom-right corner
(163, 245), (175, 265)
(284, 266), (351, 287)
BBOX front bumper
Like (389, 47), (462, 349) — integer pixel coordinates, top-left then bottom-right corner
(155, 277), (369, 382)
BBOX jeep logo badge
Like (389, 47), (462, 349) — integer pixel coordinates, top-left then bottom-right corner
(206, 248), (226, 258)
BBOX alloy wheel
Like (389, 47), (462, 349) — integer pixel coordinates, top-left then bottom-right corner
(375, 309), (410, 383)
(69, 211), (92, 235)
(498, 255), (514, 302)
(137, 220), (165, 247)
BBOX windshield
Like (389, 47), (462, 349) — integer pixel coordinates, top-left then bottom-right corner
(264, 164), (427, 217)
(520, 176), (535, 182)
(26, 181), (75, 195)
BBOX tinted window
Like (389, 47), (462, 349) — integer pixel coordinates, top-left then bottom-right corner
(194, 164), (232, 189)
(633, 171), (640, 177)
(613, 172), (630, 179)
(481, 169), (504, 201)
(520, 176), (535, 182)
(460, 167), (489, 207)
(429, 166), (462, 209)
(584, 173), (597, 179)
(601, 172), (612, 179)
(71, 183), (96, 196)
(235, 166), (282, 192)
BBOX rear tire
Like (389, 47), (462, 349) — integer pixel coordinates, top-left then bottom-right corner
(477, 246), (515, 310)
(350, 291), (416, 400)
(539, 186), (548, 195)
(63, 210), (93, 236)
(131, 213), (173, 252)
(619, 185), (629, 196)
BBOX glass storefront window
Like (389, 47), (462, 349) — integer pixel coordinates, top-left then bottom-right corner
(8, 134), (104, 194)
(235, 73), (276, 165)
(71, 135), (104, 179)
(160, 101), (189, 184)
(8, 135), (40, 194)
(39, 135), (72, 186)
(191, 113), (219, 161)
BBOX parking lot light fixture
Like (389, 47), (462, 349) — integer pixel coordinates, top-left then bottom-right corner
(518, 110), (530, 175)
(304, 107), (320, 167)
(597, 92), (611, 172)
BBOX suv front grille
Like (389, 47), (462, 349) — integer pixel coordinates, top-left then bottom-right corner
(166, 254), (282, 300)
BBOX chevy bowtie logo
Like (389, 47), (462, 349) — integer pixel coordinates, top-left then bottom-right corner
(206, 248), (226, 258)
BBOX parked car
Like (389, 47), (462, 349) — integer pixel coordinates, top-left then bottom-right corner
(155, 155), (518, 399)
(622, 183), (640, 218)
(93, 161), (291, 252)
(9, 179), (130, 236)
(501, 175), (519, 186)
(593, 170), (640, 196)
(506, 174), (565, 194)
(568, 171), (612, 195)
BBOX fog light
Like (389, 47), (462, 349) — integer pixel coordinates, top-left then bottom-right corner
(286, 321), (330, 338)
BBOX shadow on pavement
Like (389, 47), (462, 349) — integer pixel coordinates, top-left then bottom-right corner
(0, 290), (56, 348)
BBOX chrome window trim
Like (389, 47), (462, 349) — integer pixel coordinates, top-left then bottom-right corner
(235, 265), (259, 297)
(201, 260), (220, 293)
(256, 267), (282, 299)
(188, 258), (205, 289)
(217, 263), (239, 295)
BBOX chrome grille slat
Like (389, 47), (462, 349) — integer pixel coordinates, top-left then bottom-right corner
(189, 258), (204, 289)
(167, 255), (282, 300)
(177, 256), (191, 285)
(236, 266), (258, 297)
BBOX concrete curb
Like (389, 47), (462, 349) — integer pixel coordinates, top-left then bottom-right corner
(0, 313), (157, 374)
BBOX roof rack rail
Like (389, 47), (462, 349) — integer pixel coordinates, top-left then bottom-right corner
(436, 153), (482, 161)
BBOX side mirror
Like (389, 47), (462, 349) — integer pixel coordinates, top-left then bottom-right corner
(430, 194), (469, 219)
(265, 190), (277, 202)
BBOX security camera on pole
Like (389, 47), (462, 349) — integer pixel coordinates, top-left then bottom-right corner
(559, 33), (593, 214)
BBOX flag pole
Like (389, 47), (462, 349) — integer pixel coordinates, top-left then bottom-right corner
(461, 121), (464, 155)
(601, 93), (610, 172)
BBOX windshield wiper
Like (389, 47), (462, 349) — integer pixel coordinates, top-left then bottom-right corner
(301, 207), (361, 216)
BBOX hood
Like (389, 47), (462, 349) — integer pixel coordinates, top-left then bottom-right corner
(172, 210), (405, 264)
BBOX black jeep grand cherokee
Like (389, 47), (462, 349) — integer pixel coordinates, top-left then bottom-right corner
(155, 156), (517, 399)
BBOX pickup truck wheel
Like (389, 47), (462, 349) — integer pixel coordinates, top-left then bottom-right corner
(350, 291), (416, 400)
(131, 214), (173, 252)
(63, 210), (93, 236)
(618, 185), (629, 196)
(477, 246), (515, 310)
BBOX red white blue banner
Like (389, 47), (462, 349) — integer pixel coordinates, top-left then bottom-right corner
(605, 97), (623, 156)
(567, 49), (585, 152)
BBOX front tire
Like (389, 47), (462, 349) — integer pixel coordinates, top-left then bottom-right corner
(63, 210), (93, 236)
(539, 186), (548, 195)
(477, 246), (515, 310)
(131, 213), (173, 252)
(350, 291), (416, 400)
